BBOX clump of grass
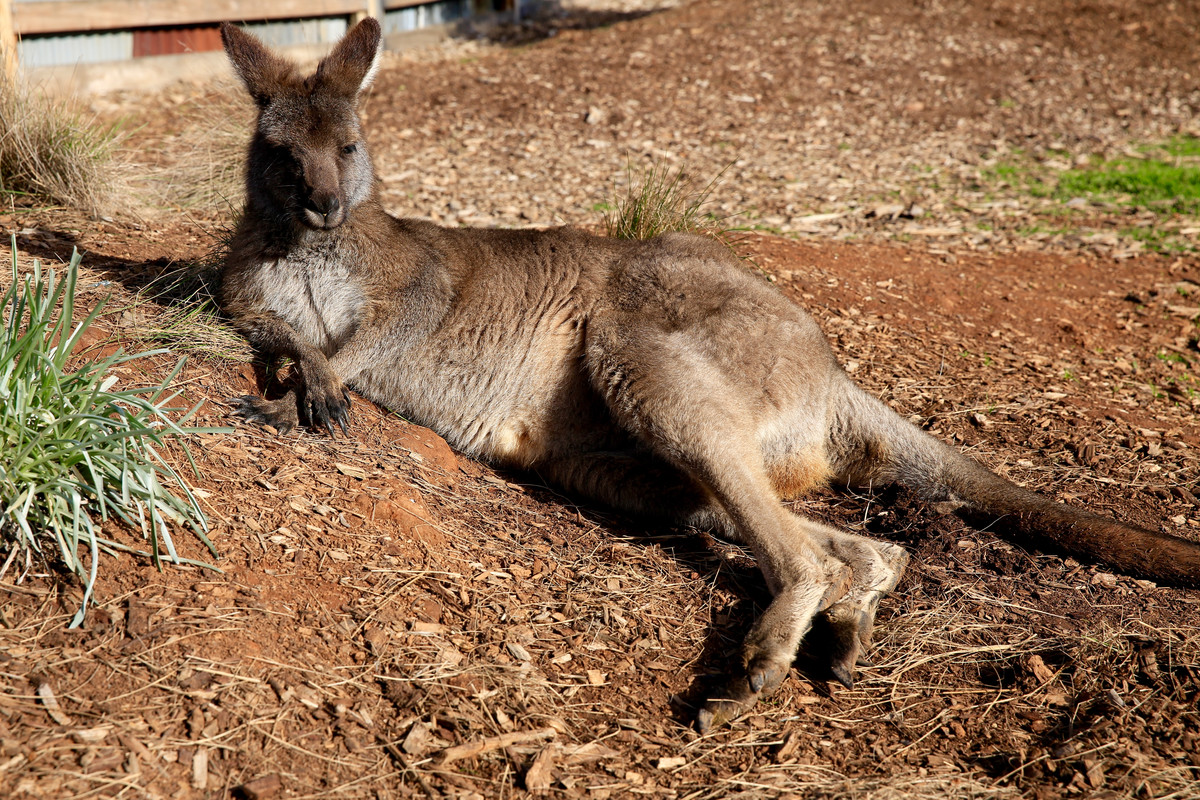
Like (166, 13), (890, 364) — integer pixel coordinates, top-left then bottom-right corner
(131, 225), (251, 363)
(604, 163), (727, 240)
(1056, 138), (1200, 213)
(0, 238), (221, 626)
(141, 89), (251, 213)
(106, 219), (250, 363)
(131, 299), (251, 363)
(0, 76), (127, 216)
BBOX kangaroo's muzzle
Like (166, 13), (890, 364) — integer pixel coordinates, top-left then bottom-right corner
(304, 191), (344, 229)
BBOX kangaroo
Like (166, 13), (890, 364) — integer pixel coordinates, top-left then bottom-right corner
(219, 18), (1200, 731)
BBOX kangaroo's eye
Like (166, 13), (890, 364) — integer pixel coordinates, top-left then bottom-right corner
(341, 143), (358, 155)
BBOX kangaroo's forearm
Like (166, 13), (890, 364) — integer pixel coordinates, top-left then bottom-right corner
(233, 311), (331, 372)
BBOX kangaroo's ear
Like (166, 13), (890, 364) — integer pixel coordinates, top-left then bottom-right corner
(221, 23), (296, 105)
(313, 17), (383, 98)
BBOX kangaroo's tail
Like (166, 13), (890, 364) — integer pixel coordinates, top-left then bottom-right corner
(830, 381), (1200, 587)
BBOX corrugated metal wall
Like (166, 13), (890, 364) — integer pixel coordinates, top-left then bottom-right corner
(16, 1), (472, 69)
(132, 26), (223, 58)
(244, 17), (349, 49)
(18, 29), (133, 68)
(383, 0), (469, 35)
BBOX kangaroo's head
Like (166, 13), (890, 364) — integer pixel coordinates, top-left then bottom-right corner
(221, 18), (381, 231)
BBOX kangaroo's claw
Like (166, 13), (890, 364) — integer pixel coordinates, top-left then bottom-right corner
(302, 380), (351, 436)
(313, 401), (336, 437)
(823, 603), (869, 689)
(230, 394), (298, 434)
(746, 653), (791, 696)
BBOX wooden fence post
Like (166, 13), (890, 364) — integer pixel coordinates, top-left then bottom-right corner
(0, 0), (17, 82)
(352, 0), (383, 28)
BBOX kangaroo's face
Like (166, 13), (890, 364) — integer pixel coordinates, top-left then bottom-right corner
(221, 19), (382, 230)
(250, 90), (372, 230)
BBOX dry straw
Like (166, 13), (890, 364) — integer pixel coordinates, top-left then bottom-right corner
(0, 76), (129, 217)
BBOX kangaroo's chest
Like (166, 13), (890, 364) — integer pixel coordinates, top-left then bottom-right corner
(256, 248), (364, 354)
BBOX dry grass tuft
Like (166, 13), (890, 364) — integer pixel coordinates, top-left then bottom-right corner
(127, 225), (251, 363)
(138, 88), (251, 214)
(0, 77), (129, 217)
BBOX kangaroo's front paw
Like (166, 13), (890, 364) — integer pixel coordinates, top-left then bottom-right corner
(231, 394), (300, 434)
(302, 380), (351, 436)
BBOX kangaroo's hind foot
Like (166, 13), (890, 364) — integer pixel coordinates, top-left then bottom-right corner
(807, 536), (909, 689)
(697, 565), (851, 733)
(585, 306), (863, 733)
(695, 530), (907, 732)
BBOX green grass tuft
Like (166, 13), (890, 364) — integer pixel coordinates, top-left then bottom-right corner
(604, 163), (728, 241)
(1, 238), (224, 626)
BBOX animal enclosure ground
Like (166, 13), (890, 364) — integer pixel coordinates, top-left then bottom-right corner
(2, 1), (1200, 799)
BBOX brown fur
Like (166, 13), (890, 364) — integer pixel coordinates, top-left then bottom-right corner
(219, 19), (1200, 730)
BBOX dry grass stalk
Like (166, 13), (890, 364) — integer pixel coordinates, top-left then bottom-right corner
(0, 76), (128, 217)
(437, 727), (557, 764)
(138, 87), (251, 214)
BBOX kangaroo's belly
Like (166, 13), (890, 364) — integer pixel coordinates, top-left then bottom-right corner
(346, 295), (612, 467)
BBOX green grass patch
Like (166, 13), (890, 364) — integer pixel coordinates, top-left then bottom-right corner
(1144, 135), (1200, 159)
(1, 239), (224, 626)
(1056, 140), (1200, 213)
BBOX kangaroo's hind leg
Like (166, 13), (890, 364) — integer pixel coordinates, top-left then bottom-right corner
(765, 396), (910, 688)
(541, 448), (909, 698)
(584, 312), (854, 730)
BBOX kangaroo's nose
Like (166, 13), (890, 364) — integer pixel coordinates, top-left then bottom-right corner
(306, 193), (343, 228)
(311, 193), (341, 217)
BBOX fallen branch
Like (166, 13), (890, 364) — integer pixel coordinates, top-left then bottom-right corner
(437, 727), (557, 765)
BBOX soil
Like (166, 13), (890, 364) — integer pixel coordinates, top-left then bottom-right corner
(2, 2), (1200, 799)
